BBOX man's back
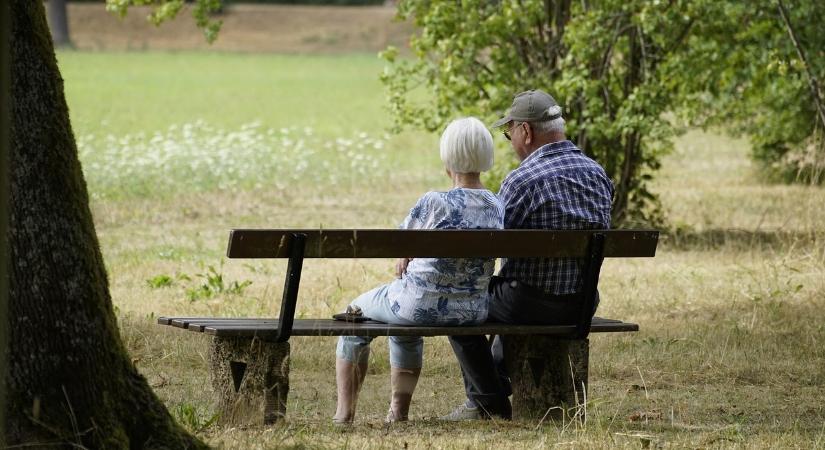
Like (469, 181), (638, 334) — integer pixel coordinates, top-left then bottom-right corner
(498, 139), (614, 295)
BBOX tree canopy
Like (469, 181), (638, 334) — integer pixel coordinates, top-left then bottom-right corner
(106, 0), (224, 43)
(684, 0), (824, 183)
(382, 0), (825, 224)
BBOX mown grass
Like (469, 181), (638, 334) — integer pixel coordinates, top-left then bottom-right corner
(58, 50), (825, 448)
(60, 51), (398, 135)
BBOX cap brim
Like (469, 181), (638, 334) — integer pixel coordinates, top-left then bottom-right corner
(491, 115), (511, 128)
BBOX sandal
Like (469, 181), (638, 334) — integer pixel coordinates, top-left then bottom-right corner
(384, 408), (408, 424)
(333, 305), (372, 323)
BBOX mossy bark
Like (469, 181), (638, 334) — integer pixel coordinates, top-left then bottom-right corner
(5, 0), (207, 447)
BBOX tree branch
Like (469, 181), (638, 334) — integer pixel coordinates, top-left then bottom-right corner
(777, 0), (825, 132)
(663, 18), (695, 57)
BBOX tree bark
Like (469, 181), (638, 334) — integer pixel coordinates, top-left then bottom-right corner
(45, 0), (71, 48)
(6, 0), (206, 447)
(501, 336), (589, 422)
(1, 0), (11, 444)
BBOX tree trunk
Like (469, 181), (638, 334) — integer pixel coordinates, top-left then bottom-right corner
(45, 0), (71, 48)
(1, 0), (11, 443)
(6, 0), (206, 447)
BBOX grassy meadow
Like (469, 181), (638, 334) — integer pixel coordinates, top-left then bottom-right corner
(57, 50), (825, 449)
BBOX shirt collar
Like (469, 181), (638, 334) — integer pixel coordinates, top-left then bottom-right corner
(520, 140), (578, 166)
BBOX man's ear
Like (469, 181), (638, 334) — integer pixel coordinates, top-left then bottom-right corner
(524, 123), (533, 145)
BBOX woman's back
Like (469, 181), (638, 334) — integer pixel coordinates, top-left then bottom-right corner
(388, 188), (504, 325)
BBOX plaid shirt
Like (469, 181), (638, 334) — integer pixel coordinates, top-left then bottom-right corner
(498, 140), (614, 295)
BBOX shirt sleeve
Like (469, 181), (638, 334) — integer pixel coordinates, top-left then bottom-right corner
(399, 193), (431, 230)
(498, 175), (531, 229)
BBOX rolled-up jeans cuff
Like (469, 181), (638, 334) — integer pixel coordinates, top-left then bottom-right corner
(336, 335), (371, 365)
(388, 335), (424, 369)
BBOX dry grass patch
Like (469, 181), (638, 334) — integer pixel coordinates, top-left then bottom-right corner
(103, 129), (825, 447)
(65, 3), (414, 54)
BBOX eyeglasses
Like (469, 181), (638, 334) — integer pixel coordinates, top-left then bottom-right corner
(502, 122), (523, 141)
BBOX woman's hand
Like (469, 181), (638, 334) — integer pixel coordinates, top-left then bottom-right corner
(395, 257), (413, 278)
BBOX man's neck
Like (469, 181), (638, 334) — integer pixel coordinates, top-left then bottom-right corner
(523, 132), (566, 158)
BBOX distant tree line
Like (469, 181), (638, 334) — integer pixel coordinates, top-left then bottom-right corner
(223, 0), (385, 5)
(73, 0), (386, 5)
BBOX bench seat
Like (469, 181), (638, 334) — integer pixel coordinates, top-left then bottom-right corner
(158, 316), (639, 337)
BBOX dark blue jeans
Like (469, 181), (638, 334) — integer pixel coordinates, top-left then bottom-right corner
(448, 276), (596, 417)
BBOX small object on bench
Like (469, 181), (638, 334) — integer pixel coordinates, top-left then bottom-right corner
(158, 229), (658, 425)
(332, 305), (372, 323)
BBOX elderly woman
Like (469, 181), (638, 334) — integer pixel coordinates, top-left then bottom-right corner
(333, 117), (504, 424)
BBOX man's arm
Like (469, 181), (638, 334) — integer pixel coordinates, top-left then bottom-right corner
(498, 176), (532, 229)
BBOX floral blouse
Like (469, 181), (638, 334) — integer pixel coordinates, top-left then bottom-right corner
(386, 188), (504, 325)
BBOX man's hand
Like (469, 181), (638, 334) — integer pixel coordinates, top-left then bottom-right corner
(395, 257), (413, 278)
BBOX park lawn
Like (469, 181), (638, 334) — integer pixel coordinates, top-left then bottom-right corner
(60, 51), (399, 136)
(58, 50), (825, 449)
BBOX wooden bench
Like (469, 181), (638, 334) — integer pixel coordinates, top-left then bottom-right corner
(158, 228), (658, 425)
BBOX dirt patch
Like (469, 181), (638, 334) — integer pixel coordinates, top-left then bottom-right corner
(66, 3), (415, 53)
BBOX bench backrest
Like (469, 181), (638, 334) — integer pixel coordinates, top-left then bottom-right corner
(227, 229), (659, 258)
(226, 229), (659, 342)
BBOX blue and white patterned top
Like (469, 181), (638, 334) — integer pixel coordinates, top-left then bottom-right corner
(386, 188), (504, 325)
(498, 140), (613, 295)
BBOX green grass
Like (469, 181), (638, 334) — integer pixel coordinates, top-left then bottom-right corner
(60, 51), (396, 135)
(59, 51), (443, 199)
(58, 50), (825, 449)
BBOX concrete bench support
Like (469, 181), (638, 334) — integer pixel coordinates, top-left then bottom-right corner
(209, 336), (290, 425)
(502, 336), (589, 421)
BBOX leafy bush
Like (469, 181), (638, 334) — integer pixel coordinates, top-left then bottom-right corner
(186, 265), (252, 302)
(382, 0), (825, 225)
(381, 0), (724, 226)
(146, 274), (174, 289)
(673, 0), (825, 184)
(224, 0), (384, 5)
(173, 403), (219, 433)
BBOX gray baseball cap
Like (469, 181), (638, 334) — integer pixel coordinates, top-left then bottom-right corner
(491, 90), (561, 128)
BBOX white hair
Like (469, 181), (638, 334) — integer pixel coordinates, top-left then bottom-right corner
(439, 117), (494, 173)
(529, 105), (565, 134)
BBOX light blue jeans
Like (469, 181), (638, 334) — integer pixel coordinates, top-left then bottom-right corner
(335, 285), (424, 369)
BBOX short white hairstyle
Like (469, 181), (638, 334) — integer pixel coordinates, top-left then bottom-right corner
(529, 105), (566, 134)
(439, 117), (494, 173)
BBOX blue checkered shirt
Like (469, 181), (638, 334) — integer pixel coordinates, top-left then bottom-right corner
(498, 140), (614, 295)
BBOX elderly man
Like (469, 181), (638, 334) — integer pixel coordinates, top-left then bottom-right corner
(443, 90), (614, 420)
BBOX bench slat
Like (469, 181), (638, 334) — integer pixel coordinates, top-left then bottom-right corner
(157, 317), (638, 338)
(227, 229), (658, 259)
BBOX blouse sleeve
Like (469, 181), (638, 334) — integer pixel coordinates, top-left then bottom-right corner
(399, 193), (432, 230)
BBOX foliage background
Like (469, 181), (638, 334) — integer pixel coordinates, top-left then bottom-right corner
(681, 0), (825, 183)
(382, 0), (825, 225)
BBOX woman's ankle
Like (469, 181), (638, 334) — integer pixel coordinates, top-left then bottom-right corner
(332, 410), (355, 424)
(389, 367), (421, 421)
(335, 358), (367, 423)
(389, 393), (412, 420)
